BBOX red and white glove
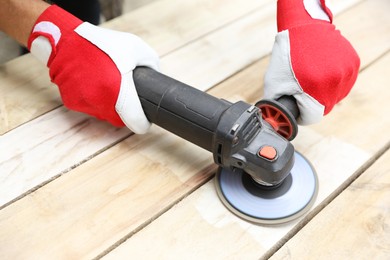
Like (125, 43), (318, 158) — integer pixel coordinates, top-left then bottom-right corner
(264, 0), (360, 125)
(28, 5), (160, 134)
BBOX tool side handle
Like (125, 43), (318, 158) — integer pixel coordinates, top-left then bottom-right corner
(133, 67), (231, 151)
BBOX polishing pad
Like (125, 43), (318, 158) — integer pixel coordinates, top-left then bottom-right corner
(215, 152), (318, 225)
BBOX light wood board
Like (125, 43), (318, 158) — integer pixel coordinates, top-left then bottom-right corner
(102, 50), (390, 260)
(0, 0), (277, 208)
(0, 0), (366, 210)
(0, 0), (388, 259)
(102, 1), (390, 256)
(270, 148), (390, 260)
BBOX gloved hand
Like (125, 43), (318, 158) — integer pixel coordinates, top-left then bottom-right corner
(28, 5), (160, 134)
(264, 0), (360, 125)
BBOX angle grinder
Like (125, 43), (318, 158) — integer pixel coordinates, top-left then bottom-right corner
(133, 67), (318, 225)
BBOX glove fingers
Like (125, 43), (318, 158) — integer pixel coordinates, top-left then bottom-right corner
(75, 22), (159, 133)
(131, 35), (160, 72)
(75, 22), (159, 72)
(288, 25), (360, 115)
(27, 5), (159, 132)
(277, 0), (331, 31)
(264, 30), (325, 125)
(266, 1), (359, 125)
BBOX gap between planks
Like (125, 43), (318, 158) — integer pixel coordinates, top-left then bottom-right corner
(101, 0), (390, 257)
(262, 140), (390, 260)
(0, 0), (275, 135)
(94, 163), (217, 260)
(0, 0), (380, 258)
(102, 42), (385, 258)
(151, 2), (273, 59)
(0, 133), (132, 212)
(0, 0), (279, 210)
(93, 56), (265, 258)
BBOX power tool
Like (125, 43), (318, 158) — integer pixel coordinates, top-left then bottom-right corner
(133, 67), (318, 225)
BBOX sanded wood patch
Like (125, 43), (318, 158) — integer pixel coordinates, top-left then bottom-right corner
(104, 44), (390, 260)
(270, 147), (390, 260)
(1, 0), (385, 259)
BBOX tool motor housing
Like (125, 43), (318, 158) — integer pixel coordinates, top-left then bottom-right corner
(133, 67), (295, 186)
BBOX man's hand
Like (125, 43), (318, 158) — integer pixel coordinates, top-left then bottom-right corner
(264, 0), (360, 125)
(28, 5), (159, 133)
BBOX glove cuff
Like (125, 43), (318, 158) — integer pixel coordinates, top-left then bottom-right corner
(27, 5), (82, 66)
(277, 0), (333, 32)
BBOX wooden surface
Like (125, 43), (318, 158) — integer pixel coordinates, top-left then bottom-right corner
(0, 0), (389, 259)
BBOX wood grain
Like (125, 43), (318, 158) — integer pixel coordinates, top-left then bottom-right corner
(0, 126), (215, 259)
(0, 0), (385, 259)
(0, 0), (367, 211)
(102, 0), (390, 257)
(103, 51), (390, 260)
(270, 148), (390, 260)
(0, 108), (130, 208)
(0, 57), (57, 134)
(0, 0), (277, 209)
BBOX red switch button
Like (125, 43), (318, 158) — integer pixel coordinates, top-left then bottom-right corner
(258, 146), (277, 160)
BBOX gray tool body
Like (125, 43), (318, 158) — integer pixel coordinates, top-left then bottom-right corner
(133, 67), (318, 224)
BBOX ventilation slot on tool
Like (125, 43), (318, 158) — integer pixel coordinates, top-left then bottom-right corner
(242, 116), (261, 142)
(217, 144), (223, 164)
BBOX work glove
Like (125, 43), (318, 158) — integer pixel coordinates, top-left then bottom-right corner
(264, 0), (360, 125)
(28, 5), (160, 134)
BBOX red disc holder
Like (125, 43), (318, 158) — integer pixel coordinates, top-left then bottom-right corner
(255, 99), (298, 141)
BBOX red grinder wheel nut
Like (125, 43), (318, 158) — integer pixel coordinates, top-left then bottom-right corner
(256, 100), (298, 140)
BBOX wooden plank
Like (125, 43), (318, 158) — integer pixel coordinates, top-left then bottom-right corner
(0, 0), (378, 258)
(0, 126), (215, 259)
(0, 54), (271, 260)
(0, 0), (366, 209)
(103, 0), (390, 256)
(0, 0), (284, 210)
(0, 57), (58, 134)
(0, 0), (277, 209)
(160, 2), (276, 88)
(104, 0), (273, 55)
(0, 0), (273, 135)
(270, 148), (390, 260)
(0, 108), (131, 208)
(103, 49), (390, 260)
